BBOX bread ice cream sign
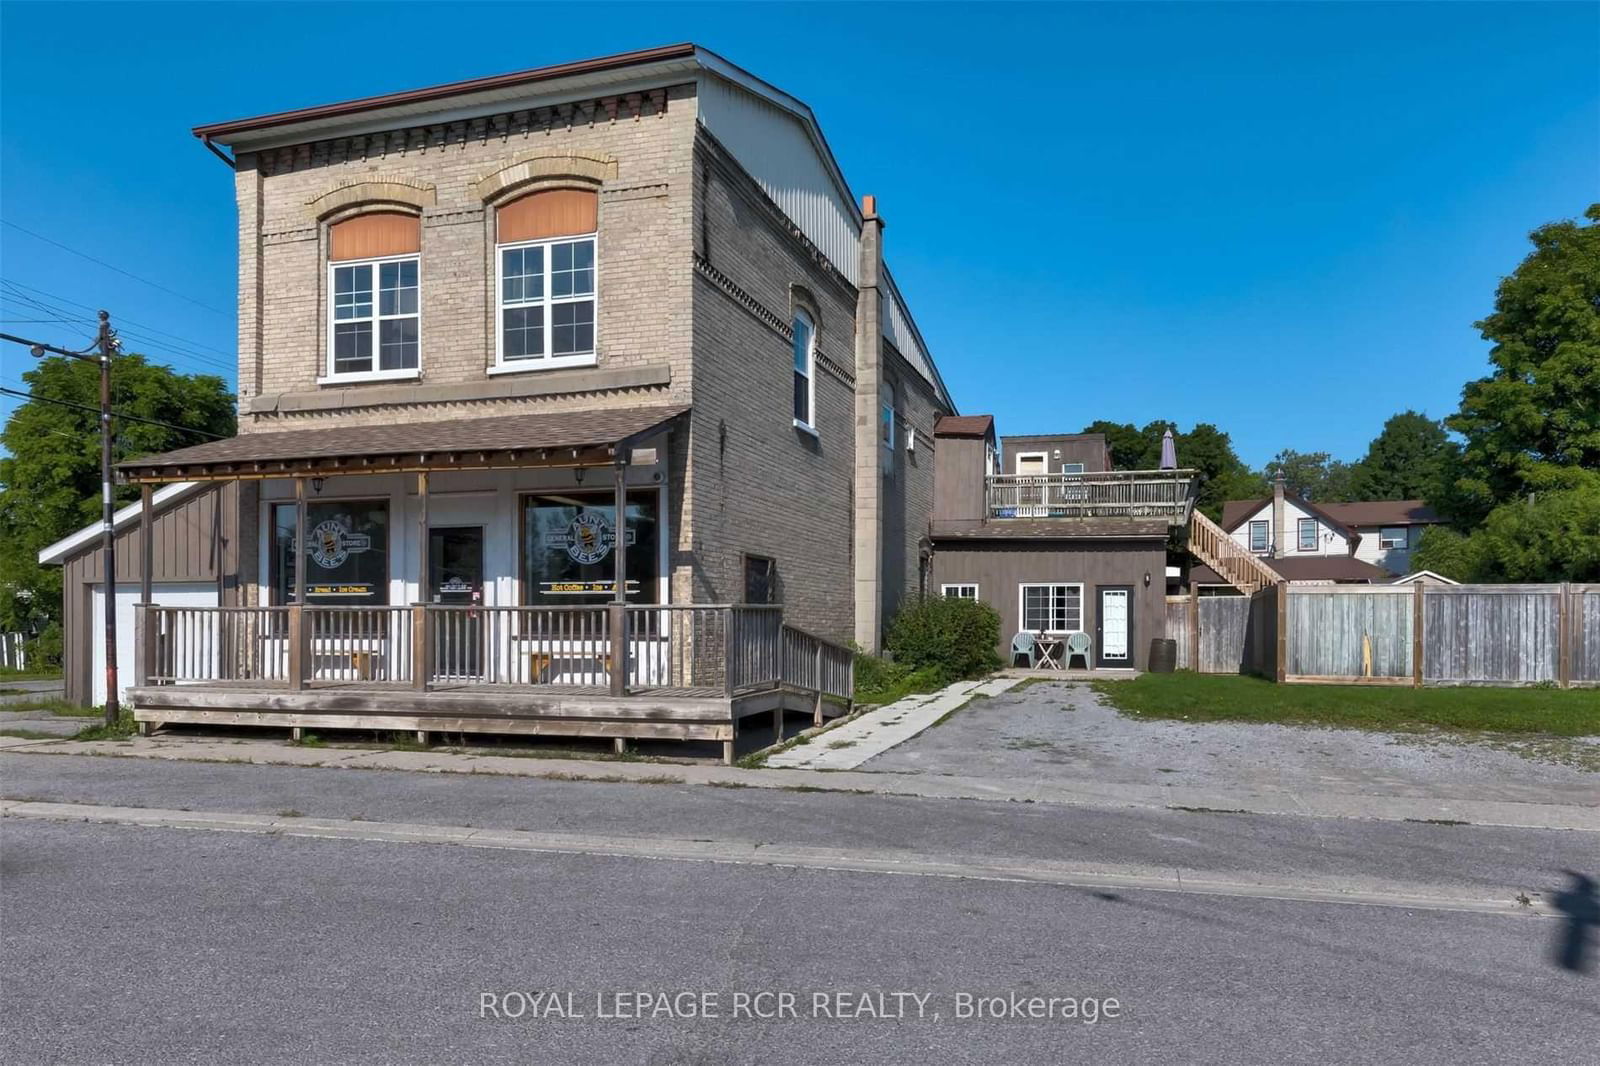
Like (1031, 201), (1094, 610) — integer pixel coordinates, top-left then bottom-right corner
(544, 512), (635, 565)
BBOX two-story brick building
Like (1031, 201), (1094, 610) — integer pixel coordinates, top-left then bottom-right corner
(43, 45), (954, 757)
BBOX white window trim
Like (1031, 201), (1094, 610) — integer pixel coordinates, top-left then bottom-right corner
(1018, 582), (1085, 635)
(1014, 450), (1048, 475)
(1297, 517), (1318, 552)
(324, 252), (422, 383)
(1248, 519), (1270, 554)
(493, 232), (599, 372)
(792, 309), (816, 432)
(1379, 526), (1408, 550)
(941, 583), (979, 600)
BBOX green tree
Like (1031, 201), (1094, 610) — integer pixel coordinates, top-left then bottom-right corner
(0, 354), (235, 658)
(1446, 204), (1600, 520)
(1412, 483), (1600, 582)
(1261, 449), (1356, 502)
(1080, 419), (1261, 521)
(1348, 411), (1458, 501)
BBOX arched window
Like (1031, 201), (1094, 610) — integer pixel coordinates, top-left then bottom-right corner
(326, 212), (420, 380)
(792, 309), (815, 430)
(495, 189), (598, 370)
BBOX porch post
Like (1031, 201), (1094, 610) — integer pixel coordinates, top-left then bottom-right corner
(414, 471), (430, 691)
(136, 483), (154, 688)
(290, 477), (308, 691)
(608, 459), (629, 697)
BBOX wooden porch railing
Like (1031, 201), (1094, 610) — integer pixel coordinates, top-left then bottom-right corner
(135, 602), (805, 697)
(1187, 509), (1282, 595)
(780, 623), (855, 725)
(986, 469), (1196, 523)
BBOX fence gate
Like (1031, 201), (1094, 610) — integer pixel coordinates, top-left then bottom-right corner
(1285, 585), (1412, 683)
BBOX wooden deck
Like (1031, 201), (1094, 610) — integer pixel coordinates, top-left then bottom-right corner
(128, 680), (846, 763)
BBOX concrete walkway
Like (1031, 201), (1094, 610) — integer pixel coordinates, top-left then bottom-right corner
(767, 677), (1022, 770)
(3, 732), (1596, 831)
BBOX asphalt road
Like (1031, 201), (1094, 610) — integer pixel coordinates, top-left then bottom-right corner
(2, 755), (1596, 1064)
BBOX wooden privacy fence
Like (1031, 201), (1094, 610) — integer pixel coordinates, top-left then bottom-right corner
(1167, 583), (1600, 688)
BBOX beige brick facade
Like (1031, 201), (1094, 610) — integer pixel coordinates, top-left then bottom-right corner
(225, 78), (950, 643)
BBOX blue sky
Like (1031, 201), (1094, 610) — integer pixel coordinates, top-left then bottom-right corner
(2, 2), (1595, 468)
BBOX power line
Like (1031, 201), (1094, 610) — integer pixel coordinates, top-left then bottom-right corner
(0, 288), (233, 374)
(1, 219), (230, 317)
(0, 278), (234, 357)
(0, 386), (228, 441)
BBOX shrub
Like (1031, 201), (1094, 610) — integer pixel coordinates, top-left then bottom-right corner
(853, 656), (941, 707)
(884, 596), (1002, 683)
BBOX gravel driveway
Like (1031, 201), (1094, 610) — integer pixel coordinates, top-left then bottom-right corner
(862, 681), (1600, 807)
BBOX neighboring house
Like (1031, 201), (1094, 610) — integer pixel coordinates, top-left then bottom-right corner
(44, 45), (955, 754)
(1188, 480), (1442, 591)
(928, 418), (1195, 669)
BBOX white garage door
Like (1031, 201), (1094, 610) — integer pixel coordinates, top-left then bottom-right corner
(92, 583), (218, 706)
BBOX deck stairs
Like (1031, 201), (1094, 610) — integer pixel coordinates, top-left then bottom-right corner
(1188, 509), (1282, 595)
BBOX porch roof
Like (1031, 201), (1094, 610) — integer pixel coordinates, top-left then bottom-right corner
(119, 405), (688, 483)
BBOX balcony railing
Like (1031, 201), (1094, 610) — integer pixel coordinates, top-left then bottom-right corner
(986, 469), (1197, 523)
(133, 602), (853, 703)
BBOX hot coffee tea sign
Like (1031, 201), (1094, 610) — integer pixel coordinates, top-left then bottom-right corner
(544, 511), (635, 565)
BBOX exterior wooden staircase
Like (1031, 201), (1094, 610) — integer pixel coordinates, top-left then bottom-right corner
(1188, 509), (1282, 595)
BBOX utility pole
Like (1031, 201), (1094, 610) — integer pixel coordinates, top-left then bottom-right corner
(0, 313), (121, 725)
(95, 311), (120, 727)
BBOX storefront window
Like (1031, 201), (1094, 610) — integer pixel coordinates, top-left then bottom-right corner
(271, 500), (390, 606)
(520, 490), (658, 604)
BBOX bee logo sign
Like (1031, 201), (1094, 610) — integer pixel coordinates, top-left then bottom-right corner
(307, 519), (372, 570)
(544, 513), (635, 566)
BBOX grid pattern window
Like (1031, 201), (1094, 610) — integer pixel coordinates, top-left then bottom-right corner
(942, 584), (979, 600)
(1020, 583), (1082, 633)
(1249, 520), (1270, 553)
(1379, 526), (1408, 549)
(326, 213), (421, 381)
(1298, 517), (1318, 552)
(495, 189), (599, 371)
(792, 311), (815, 428)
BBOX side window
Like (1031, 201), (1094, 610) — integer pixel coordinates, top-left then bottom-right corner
(792, 311), (815, 429)
(743, 555), (777, 605)
(1298, 518), (1317, 552)
(1249, 520), (1269, 553)
(495, 189), (598, 371)
(881, 379), (896, 476)
(326, 212), (420, 381)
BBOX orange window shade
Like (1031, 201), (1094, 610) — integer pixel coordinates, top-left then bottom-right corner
(329, 213), (421, 261)
(497, 189), (598, 243)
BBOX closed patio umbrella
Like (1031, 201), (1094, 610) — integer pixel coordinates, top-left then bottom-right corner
(1159, 427), (1177, 470)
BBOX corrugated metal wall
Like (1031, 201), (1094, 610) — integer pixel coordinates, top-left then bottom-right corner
(697, 75), (941, 398)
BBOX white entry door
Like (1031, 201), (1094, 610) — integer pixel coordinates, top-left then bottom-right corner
(1097, 586), (1132, 666)
(92, 582), (218, 706)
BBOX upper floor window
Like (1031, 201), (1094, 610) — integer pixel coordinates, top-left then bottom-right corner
(1298, 518), (1317, 552)
(792, 310), (815, 430)
(1379, 526), (1408, 550)
(495, 189), (597, 372)
(1249, 519), (1269, 553)
(881, 380), (897, 477)
(326, 213), (420, 382)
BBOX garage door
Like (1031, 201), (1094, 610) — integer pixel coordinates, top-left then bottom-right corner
(91, 583), (218, 706)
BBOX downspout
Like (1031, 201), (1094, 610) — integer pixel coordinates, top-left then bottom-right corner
(199, 134), (235, 168)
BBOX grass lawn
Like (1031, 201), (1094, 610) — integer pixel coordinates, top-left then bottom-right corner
(0, 699), (100, 717)
(1092, 672), (1600, 737)
(0, 668), (63, 683)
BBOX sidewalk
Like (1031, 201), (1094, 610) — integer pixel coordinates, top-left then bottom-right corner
(3, 732), (1595, 831)
(766, 677), (1021, 769)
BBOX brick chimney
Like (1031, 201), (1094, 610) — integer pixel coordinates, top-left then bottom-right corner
(853, 195), (885, 652)
(1272, 475), (1287, 557)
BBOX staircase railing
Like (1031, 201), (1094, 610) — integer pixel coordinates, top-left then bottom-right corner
(1188, 510), (1282, 595)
